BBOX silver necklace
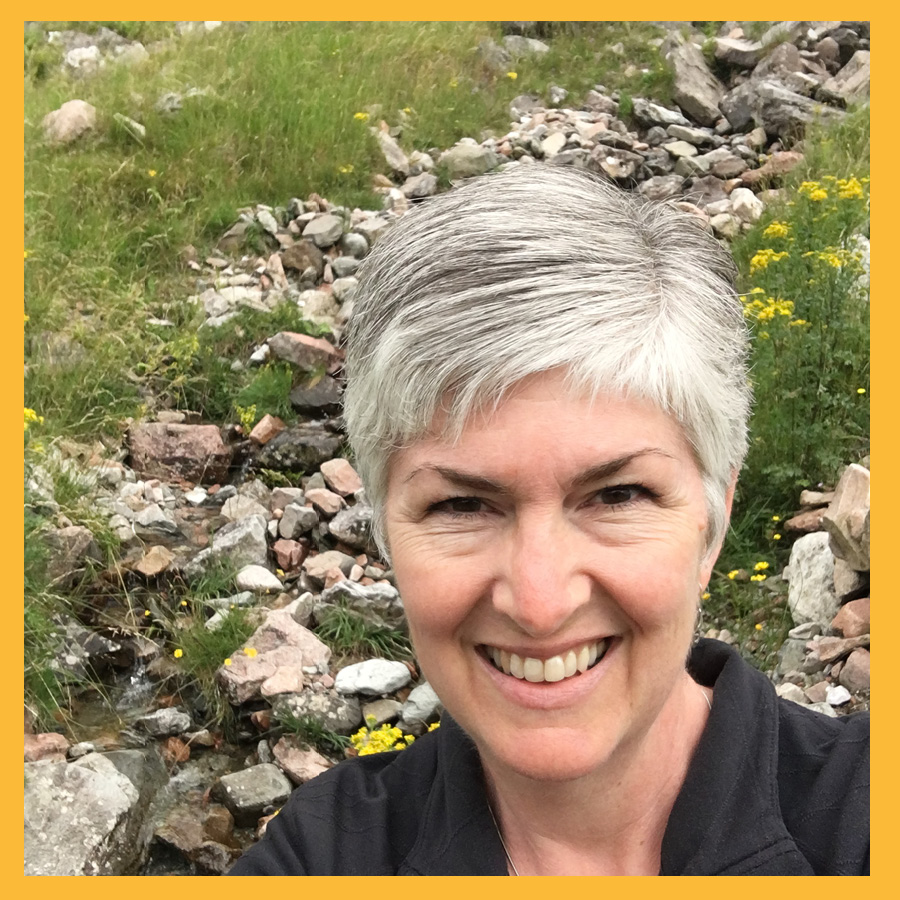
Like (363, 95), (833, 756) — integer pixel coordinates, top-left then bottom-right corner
(488, 687), (713, 877)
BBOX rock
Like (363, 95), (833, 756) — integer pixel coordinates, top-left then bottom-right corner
(820, 50), (870, 102)
(502, 34), (549, 56)
(719, 82), (757, 131)
(753, 42), (804, 81)
(319, 579), (406, 631)
(399, 682), (442, 730)
(289, 375), (343, 417)
(632, 98), (689, 128)
(186, 514), (269, 577)
(320, 458), (363, 496)
(666, 123), (716, 146)
(804, 680), (829, 704)
(134, 545), (175, 577)
(374, 127), (410, 176)
(221, 494), (268, 522)
(273, 690), (363, 736)
(663, 140), (698, 159)
(272, 736), (333, 784)
(260, 667), (306, 698)
(161, 736), (191, 767)
(825, 684), (852, 706)
(302, 214), (344, 248)
(715, 37), (764, 68)
(45, 525), (102, 584)
(439, 143), (500, 179)
(478, 38), (512, 71)
(42, 99), (97, 144)
(271, 539), (308, 573)
(800, 489), (835, 507)
(806, 701), (838, 718)
(281, 240), (325, 276)
(710, 213), (740, 239)
(638, 174), (685, 200)
(328, 504), (374, 551)
(838, 648), (870, 692)
(775, 638), (808, 677)
(236, 565), (284, 593)
(353, 216), (391, 245)
(785, 507), (826, 533)
(305, 487), (344, 517)
(24, 732), (70, 762)
(217, 606), (331, 704)
(730, 186), (764, 223)
(255, 423), (342, 473)
(340, 232), (370, 259)
(302, 550), (357, 588)
(821, 464), (870, 571)
(133, 502), (181, 539)
(831, 597), (870, 638)
(833, 557), (865, 598)
(270, 487), (304, 512)
(24, 753), (155, 875)
(788, 622), (822, 640)
(136, 707), (192, 737)
(775, 682), (809, 706)
(279, 502), (319, 540)
(541, 132), (567, 158)
(755, 80), (843, 140)
(812, 635), (869, 665)
(786, 532), (839, 627)
(361, 698), (403, 726)
(249, 414), (285, 446)
(335, 659), (412, 696)
(129, 423), (232, 485)
(212, 764), (293, 827)
(667, 34), (724, 126)
(267, 332), (339, 370)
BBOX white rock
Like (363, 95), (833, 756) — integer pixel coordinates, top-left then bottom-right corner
(826, 684), (852, 706)
(730, 187), (764, 223)
(335, 659), (412, 696)
(786, 532), (838, 627)
(236, 565), (284, 593)
(184, 486), (208, 506)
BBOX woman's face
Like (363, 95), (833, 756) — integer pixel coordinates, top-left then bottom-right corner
(384, 370), (729, 782)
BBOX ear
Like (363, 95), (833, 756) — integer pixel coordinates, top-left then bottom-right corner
(700, 470), (739, 587)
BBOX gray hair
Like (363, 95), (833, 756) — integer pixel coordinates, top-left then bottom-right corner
(343, 164), (751, 558)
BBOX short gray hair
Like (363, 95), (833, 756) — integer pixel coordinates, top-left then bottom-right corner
(343, 164), (751, 557)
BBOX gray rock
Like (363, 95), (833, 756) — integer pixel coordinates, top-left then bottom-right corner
(212, 764), (292, 827)
(399, 682), (442, 730)
(340, 232), (369, 259)
(755, 80), (843, 140)
(274, 690), (363, 736)
(279, 502), (319, 539)
(715, 37), (764, 68)
(361, 698), (403, 726)
(786, 532), (839, 627)
(667, 34), (725, 126)
(185, 514), (269, 578)
(374, 129), (409, 176)
(320, 580), (406, 631)
(45, 525), (102, 585)
(788, 622), (822, 640)
(288, 375), (343, 418)
(666, 123), (716, 145)
(477, 38), (512, 71)
(400, 172), (439, 199)
(353, 216), (391, 245)
(502, 35), (549, 56)
(775, 638), (808, 677)
(256, 208), (280, 236)
(335, 659), (412, 696)
(753, 42), (804, 81)
(302, 214), (344, 248)
(331, 255), (360, 278)
(709, 213), (740, 239)
(719, 81), (757, 131)
(439, 143), (501, 179)
(255, 424), (342, 473)
(235, 565), (283, 593)
(806, 701), (838, 718)
(302, 550), (357, 588)
(664, 140), (699, 158)
(136, 707), (192, 737)
(331, 276), (358, 304)
(775, 682), (809, 705)
(638, 174), (685, 200)
(632, 98), (690, 128)
(328, 504), (374, 551)
(221, 494), (268, 522)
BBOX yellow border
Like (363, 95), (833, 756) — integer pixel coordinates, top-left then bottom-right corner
(16, 8), (886, 894)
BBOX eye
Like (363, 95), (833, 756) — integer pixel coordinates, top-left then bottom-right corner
(594, 484), (652, 507)
(427, 496), (486, 516)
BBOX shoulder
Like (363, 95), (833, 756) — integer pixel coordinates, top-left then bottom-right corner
(228, 730), (441, 875)
(776, 700), (870, 874)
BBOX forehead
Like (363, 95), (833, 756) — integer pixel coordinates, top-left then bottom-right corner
(390, 371), (697, 484)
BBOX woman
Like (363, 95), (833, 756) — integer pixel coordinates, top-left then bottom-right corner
(229, 165), (869, 875)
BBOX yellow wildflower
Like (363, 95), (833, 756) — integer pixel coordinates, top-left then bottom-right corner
(174, 648), (183, 658)
(727, 570), (739, 580)
(754, 561), (769, 571)
(702, 592), (711, 600)
(402, 106), (412, 114)
(427, 721), (441, 732)
(506, 71), (518, 80)
(180, 600), (188, 607)
(750, 573), (767, 582)
(749, 248), (789, 275)
(148, 169), (157, 177)
(24, 407), (44, 431)
(337, 164), (354, 174)
(353, 111), (370, 121)
(755, 623), (764, 631)
(789, 319), (809, 327)
(144, 609), (151, 617)
(837, 176), (864, 200)
(24, 250), (30, 259)
(772, 515), (781, 522)
(762, 221), (789, 239)
(224, 658), (232, 666)
(244, 647), (258, 658)
(773, 533), (782, 540)
(857, 388), (866, 394)
(449, 78), (458, 88)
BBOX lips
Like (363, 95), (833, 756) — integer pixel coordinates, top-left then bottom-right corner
(482, 639), (610, 683)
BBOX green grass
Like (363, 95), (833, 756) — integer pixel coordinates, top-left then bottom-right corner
(315, 605), (413, 664)
(274, 710), (351, 756)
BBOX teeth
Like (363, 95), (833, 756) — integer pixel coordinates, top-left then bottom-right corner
(486, 640), (609, 683)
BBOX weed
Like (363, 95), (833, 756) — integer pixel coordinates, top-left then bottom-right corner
(315, 605), (412, 663)
(275, 711), (350, 756)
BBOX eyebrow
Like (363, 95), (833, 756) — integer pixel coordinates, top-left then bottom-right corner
(403, 449), (676, 491)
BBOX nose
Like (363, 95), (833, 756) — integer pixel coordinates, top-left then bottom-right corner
(491, 510), (592, 637)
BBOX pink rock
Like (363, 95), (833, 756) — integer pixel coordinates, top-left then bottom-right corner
(305, 488), (343, 517)
(323, 567), (347, 589)
(830, 597), (870, 638)
(809, 635), (869, 664)
(784, 508), (825, 533)
(273, 736), (333, 785)
(822, 464), (870, 570)
(838, 648), (870, 693)
(260, 667), (306, 698)
(249, 414), (285, 446)
(272, 539), (307, 572)
(267, 332), (339, 370)
(24, 732), (69, 762)
(320, 459), (363, 496)
(804, 681), (829, 704)
(129, 423), (233, 485)
(135, 545), (175, 577)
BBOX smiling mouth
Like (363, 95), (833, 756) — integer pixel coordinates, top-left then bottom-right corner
(481, 639), (610, 684)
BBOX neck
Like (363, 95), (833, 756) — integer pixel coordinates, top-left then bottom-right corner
(482, 673), (711, 876)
